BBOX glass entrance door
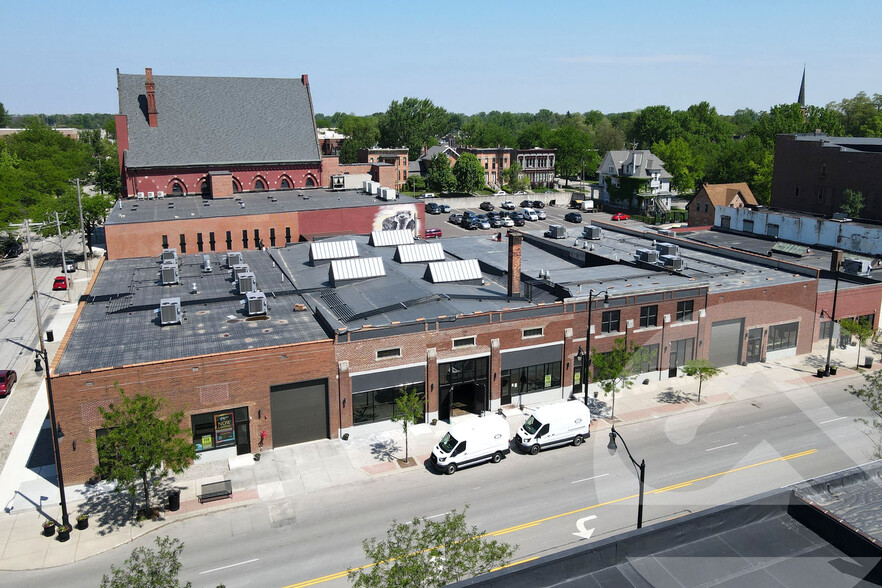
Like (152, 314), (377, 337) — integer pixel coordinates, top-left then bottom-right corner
(236, 420), (251, 455)
(746, 328), (763, 363)
(438, 357), (490, 419)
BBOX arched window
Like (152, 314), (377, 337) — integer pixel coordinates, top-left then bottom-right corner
(172, 181), (184, 195)
(200, 180), (210, 196)
(232, 178), (241, 193)
(305, 176), (315, 188)
(280, 178), (291, 190)
(254, 179), (266, 191)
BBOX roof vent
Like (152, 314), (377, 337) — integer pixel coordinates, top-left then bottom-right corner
(159, 297), (182, 325)
(842, 258), (871, 276)
(239, 201), (245, 209)
(245, 291), (267, 316)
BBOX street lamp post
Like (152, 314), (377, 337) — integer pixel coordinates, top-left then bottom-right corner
(608, 426), (645, 529)
(578, 289), (609, 406)
(823, 263), (841, 377)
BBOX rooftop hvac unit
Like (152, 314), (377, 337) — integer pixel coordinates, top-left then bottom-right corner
(159, 298), (181, 325)
(226, 252), (243, 267)
(379, 187), (397, 201)
(237, 272), (257, 294)
(656, 242), (680, 256)
(636, 248), (659, 263)
(660, 255), (684, 270)
(160, 262), (179, 285)
(202, 254), (212, 273)
(582, 225), (602, 240)
(842, 258), (871, 276)
(331, 174), (345, 190)
(364, 181), (379, 195)
(232, 263), (250, 279)
(245, 291), (267, 316)
(160, 248), (177, 262)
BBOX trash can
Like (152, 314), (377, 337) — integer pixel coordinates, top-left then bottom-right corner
(168, 489), (181, 511)
(865, 356), (874, 369)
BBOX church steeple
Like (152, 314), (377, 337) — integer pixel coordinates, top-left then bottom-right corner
(797, 66), (806, 107)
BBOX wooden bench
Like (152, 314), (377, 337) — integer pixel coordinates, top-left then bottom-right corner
(198, 480), (233, 503)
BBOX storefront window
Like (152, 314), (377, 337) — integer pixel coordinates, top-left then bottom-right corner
(501, 361), (561, 398)
(768, 322), (798, 351)
(192, 407), (248, 452)
(353, 384), (425, 425)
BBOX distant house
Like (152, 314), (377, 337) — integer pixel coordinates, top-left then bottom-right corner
(597, 150), (672, 213)
(317, 128), (346, 156)
(410, 145), (459, 177)
(517, 148), (556, 189)
(357, 147), (409, 189)
(460, 147), (517, 189)
(687, 183), (758, 227)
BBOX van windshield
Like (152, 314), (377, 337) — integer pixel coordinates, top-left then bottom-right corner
(522, 416), (543, 435)
(438, 433), (459, 453)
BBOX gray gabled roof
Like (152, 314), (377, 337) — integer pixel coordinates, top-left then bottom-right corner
(599, 150), (672, 179)
(118, 71), (321, 169)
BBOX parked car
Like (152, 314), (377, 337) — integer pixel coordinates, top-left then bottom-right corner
(564, 212), (583, 223)
(494, 190), (507, 196)
(425, 228), (443, 239)
(1, 237), (22, 259)
(536, 209), (547, 220)
(52, 276), (68, 291)
(611, 212), (631, 221)
(422, 193), (436, 198)
(500, 216), (514, 227)
(490, 217), (506, 228)
(62, 260), (76, 272)
(425, 202), (442, 214)
(0, 370), (16, 398)
(501, 200), (515, 210)
(439, 204), (451, 213)
(473, 217), (491, 229)
(522, 208), (539, 221)
(532, 200), (546, 209)
(510, 212), (525, 226)
(448, 213), (463, 224)
(479, 201), (495, 211)
(515, 191), (527, 195)
(519, 200), (533, 208)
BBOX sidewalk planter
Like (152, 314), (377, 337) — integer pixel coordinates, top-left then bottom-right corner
(76, 514), (89, 530)
(817, 368), (825, 378)
(830, 366), (838, 375)
(42, 520), (55, 537)
(56, 525), (71, 542)
(253, 452), (261, 461)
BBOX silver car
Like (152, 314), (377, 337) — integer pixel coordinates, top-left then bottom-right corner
(536, 209), (547, 220)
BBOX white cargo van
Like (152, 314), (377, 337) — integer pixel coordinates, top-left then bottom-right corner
(430, 414), (511, 474)
(522, 207), (539, 221)
(515, 401), (592, 455)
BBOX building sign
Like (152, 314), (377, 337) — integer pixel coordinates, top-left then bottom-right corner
(201, 435), (213, 450)
(214, 412), (235, 444)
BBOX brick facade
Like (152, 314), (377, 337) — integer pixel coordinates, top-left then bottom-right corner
(358, 148), (409, 189)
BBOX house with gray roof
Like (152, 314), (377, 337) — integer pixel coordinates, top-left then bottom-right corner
(115, 68), (323, 200)
(597, 149), (673, 214)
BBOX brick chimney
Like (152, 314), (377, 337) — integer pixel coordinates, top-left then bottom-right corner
(507, 233), (522, 297)
(145, 67), (158, 127)
(301, 74), (309, 86)
(831, 249), (843, 272)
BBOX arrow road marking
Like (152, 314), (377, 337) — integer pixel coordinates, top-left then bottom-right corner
(572, 515), (597, 539)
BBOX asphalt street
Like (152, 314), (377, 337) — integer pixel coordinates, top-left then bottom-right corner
(0, 375), (873, 588)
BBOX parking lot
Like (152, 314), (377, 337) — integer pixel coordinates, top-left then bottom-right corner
(421, 197), (636, 239)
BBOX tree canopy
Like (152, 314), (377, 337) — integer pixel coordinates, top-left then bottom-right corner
(452, 152), (485, 193)
(101, 536), (191, 588)
(426, 152), (457, 193)
(379, 98), (449, 161)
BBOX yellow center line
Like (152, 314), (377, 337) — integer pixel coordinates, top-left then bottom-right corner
(283, 447), (816, 588)
(490, 556), (540, 572)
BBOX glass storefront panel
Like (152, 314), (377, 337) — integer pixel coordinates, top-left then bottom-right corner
(192, 407), (248, 453)
(353, 384), (426, 426)
(501, 361), (561, 396)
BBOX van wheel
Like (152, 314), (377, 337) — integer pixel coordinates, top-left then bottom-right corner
(445, 463), (457, 475)
(529, 444), (540, 456)
(491, 451), (503, 464)
(573, 435), (583, 447)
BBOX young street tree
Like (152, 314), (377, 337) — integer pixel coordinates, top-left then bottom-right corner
(681, 359), (723, 403)
(591, 338), (645, 420)
(101, 536), (191, 588)
(392, 387), (424, 464)
(95, 388), (197, 516)
(847, 370), (882, 459)
(839, 189), (865, 219)
(426, 152), (457, 193)
(452, 152), (485, 193)
(840, 317), (874, 369)
(348, 506), (516, 587)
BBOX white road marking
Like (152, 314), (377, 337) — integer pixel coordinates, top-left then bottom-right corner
(571, 473), (609, 484)
(426, 512), (449, 519)
(820, 416), (847, 425)
(199, 558), (259, 575)
(573, 515), (597, 539)
(706, 442), (738, 452)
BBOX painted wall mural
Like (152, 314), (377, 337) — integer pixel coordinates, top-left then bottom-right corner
(375, 204), (419, 232)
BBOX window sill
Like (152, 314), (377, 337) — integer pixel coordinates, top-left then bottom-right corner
(671, 320), (697, 327)
(634, 326), (662, 334)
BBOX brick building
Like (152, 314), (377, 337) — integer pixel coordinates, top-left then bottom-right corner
(358, 148), (409, 189)
(770, 133), (882, 221)
(517, 147), (557, 188)
(687, 183), (758, 227)
(459, 147), (516, 189)
(115, 68), (322, 199)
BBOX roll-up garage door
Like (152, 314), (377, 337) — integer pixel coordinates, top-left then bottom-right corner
(708, 319), (744, 367)
(270, 379), (329, 447)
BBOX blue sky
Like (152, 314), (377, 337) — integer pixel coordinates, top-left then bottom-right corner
(3, 0), (880, 117)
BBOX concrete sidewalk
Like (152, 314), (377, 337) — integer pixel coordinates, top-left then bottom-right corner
(0, 334), (877, 570)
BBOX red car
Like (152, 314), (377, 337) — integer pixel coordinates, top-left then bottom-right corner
(0, 370), (16, 398)
(611, 213), (630, 221)
(53, 276), (68, 291)
(425, 228), (442, 239)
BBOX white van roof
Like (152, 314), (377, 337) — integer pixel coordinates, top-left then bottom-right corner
(530, 400), (592, 421)
(447, 414), (508, 439)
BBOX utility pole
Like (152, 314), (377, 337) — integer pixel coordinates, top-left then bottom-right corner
(24, 221), (46, 356)
(76, 178), (90, 276)
(53, 212), (72, 303)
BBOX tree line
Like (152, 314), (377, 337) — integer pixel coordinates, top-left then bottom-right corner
(317, 91), (882, 204)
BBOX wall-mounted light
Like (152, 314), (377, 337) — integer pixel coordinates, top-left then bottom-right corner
(493, 373), (497, 381)
(258, 409), (262, 419)
(72, 440), (77, 452)
(342, 397), (347, 408)
(56, 424), (64, 441)
(431, 383), (435, 392)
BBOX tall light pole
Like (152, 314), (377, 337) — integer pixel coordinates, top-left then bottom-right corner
(579, 289), (609, 406)
(24, 221), (71, 530)
(823, 252), (842, 376)
(76, 178), (91, 276)
(608, 426), (645, 529)
(53, 212), (72, 303)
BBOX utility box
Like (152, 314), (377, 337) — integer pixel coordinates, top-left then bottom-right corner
(226, 252), (243, 267)
(545, 224), (567, 239)
(237, 272), (257, 294)
(656, 242), (680, 257)
(159, 298), (182, 325)
(842, 258), (871, 276)
(160, 262), (179, 285)
(636, 248), (659, 263)
(245, 291), (267, 316)
(582, 225), (602, 240)
(379, 187), (397, 201)
(660, 255), (684, 270)
(160, 248), (177, 263)
(232, 264), (250, 279)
